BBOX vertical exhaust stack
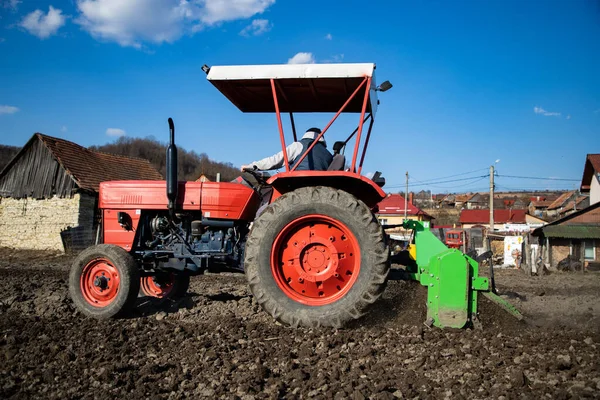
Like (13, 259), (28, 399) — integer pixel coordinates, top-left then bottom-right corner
(166, 118), (178, 219)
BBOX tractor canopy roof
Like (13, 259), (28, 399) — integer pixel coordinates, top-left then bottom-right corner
(206, 63), (379, 113)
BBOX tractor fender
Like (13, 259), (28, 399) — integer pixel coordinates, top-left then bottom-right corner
(267, 171), (385, 208)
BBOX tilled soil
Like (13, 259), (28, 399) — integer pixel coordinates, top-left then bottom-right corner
(1, 251), (599, 399)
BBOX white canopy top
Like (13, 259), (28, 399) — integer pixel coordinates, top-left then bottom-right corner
(207, 63), (375, 81)
(206, 63), (378, 113)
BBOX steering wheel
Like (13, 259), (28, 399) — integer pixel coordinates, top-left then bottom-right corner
(242, 167), (270, 186)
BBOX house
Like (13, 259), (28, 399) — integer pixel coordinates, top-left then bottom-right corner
(465, 193), (487, 209)
(529, 200), (553, 216)
(376, 193), (433, 239)
(532, 201), (600, 270)
(453, 193), (472, 209)
(195, 174), (214, 182)
(459, 209), (527, 231)
(580, 154), (600, 206)
(546, 191), (590, 220)
(0, 133), (162, 251)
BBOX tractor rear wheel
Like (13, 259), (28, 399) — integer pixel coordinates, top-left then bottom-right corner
(244, 186), (389, 328)
(140, 273), (190, 301)
(69, 244), (140, 319)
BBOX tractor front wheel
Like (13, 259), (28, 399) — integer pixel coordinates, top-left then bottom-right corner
(69, 244), (140, 319)
(244, 186), (389, 328)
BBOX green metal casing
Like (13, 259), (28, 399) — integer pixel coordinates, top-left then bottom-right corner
(402, 220), (489, 328)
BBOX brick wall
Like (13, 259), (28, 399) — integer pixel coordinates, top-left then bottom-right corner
(0, 193), (96, 251)
(550, 238), (570, 268)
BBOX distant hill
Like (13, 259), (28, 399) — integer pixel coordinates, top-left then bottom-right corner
(90, 137), (239, 182)
(0, 144), (21, 171)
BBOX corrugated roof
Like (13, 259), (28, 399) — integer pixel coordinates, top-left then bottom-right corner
(37, 134), (163, 191)
(542, 225), (600, 239)
(459, 209), (527, 224)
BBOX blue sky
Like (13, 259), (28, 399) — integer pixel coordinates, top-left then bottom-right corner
(1, 0), (599, 193)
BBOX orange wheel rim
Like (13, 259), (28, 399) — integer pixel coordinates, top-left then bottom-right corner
(271, 214), (360, 306)
(80, 258), (120, 307)
(141, 275), (174, 298)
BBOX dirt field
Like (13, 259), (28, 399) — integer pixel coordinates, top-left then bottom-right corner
(1, 249), (599, 399)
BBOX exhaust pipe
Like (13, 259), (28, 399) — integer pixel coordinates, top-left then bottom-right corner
(166, 118), (178, 218)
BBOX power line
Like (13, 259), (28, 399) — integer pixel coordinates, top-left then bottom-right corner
(387, 174), (488, 189)
(409, 167), (489, 185)
(496, 174), (579, 182)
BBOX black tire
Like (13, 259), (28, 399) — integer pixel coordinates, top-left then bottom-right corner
(69, 244), (140, 319)
(244, 186), (390, 328)
(140, 273), (190, 302)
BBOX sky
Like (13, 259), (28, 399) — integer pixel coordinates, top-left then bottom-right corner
(0, 0), (599, 193)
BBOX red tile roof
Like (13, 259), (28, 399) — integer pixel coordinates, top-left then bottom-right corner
(377, 194), (430, 217)
(548, 191), (575, 210)
(459, 209), (527, 224)
(561, 196), (589, 213)
(37, 133), (162, 192)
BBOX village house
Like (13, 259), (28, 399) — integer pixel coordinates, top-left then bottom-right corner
(545, 191), (589, 219)
(376, 193), (433, 240)
(0, 133), (162, 251)
(533, 201), (600, 270)
(580, 153), (600, 206)
(529, 198), (553, 217)
(459, 209), (529, 232)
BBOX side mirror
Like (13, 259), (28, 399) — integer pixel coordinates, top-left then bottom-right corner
(377, 80), (393, 92)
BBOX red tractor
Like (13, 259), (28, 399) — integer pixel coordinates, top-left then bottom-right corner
(69, 63), (393, 328)
(445, 229), (468, 251)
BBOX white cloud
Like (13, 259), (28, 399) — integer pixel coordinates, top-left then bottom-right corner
(566, 115), (571, 120)
(19, 6), (66, 39)
(0, 105), (19, 114)
(61, 125), (68, 132)
(287, 52), (315, 64)
(106, 128), (126, 136)
(2, 0), (21, 11)
(325, 33), (332, 40)
(240, 18), (271, 36)
(533, 106), (561, 117)
(200, 0), (275, 25)
(75, 0), (275, 48)
(324, 53), (344, 63)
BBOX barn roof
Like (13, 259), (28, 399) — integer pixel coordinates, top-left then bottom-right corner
(0, 133), (162, 197)
(36, 134), (162, 191)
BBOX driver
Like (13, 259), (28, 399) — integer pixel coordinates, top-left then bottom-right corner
(240, 128), (333, 172)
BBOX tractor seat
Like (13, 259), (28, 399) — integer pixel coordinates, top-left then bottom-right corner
(327, 141), (346, 171)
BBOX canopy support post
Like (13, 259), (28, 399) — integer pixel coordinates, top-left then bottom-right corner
(290, 77), (368, 172)
(351, 77), (372, 173)
(358, 115), (375, 174)
(270, 79), (290, 171)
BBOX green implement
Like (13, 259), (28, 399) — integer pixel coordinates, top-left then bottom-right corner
(396, 220), (522, 329)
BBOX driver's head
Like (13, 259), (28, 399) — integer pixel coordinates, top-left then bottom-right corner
(302, 127), (326, 146)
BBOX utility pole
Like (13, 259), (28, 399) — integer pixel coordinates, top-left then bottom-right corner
(489, 165), (495, 233)
(405, 171), (409, 220)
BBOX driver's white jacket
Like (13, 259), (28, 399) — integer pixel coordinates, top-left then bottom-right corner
(250, 142), (304, 171)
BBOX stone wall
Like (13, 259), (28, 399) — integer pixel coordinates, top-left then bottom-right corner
(0, 193), (96, 251)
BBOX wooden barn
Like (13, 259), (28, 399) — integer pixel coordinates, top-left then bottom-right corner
(0, 133), (162, 251)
